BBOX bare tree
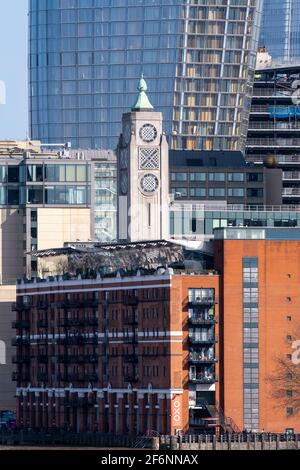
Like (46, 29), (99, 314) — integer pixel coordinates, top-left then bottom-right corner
(269, 328), (300, 415)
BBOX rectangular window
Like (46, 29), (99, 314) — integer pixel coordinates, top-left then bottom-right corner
(7, 166), (19, 183)
(190, 188), (206, 197)
(208, 173), (225, 182)
(228, 188), (244, 197)
(228, 173), (244, 182)
(247, 188), (263, 198)
(209, 188), (225, 197)
(190, 172), (206, 181)
(171, 188), (188, 198)
(247, 173), (263, 182)
(171, 172), (187, 182)
(45, 164), (66, 182)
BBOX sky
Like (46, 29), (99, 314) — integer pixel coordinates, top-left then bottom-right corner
(0, 1), (28, 140)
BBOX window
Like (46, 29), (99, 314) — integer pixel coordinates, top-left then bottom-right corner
(247, 188), (263, 198)
(287, 316), (292, 321)
(27, 187), (44, 204)
(190, 172), (206, 181)
(190, 188), (206, 197)
(228, 188), (244, 197)
(7, 166), (19, 183)
(209, 188), (225, 197)
(208, 173), (225, 182)
(287, 407), (294, 416)
(45, 165), (65, 182)
(228, 173), (244, 182)
(247, 173), (263, 182)
(7, 187), (19, 205)
(0, 166), (6, 183)
(171, 188), (188, 198)
(171, 172), (187, 182)
(27, 165), (44, 182)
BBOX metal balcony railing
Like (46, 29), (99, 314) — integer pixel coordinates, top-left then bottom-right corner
(12, 338), (30, 346)
(12, 321), (30, 330)
(37, 373), (49, 382)
(123, 295), (139, 306)
(189, 374), (216, 384)
(37, 319), (48, 328)
(283, 172), (300, 180)
(283, 188), (300, 196)
(188, 297), (216, 307)
(189, 354), (216, 363)
(188, 315), (216, 325)
(12, 372), (30, 382)
(12, 303), (31, 312)
(189, 335), (217, 344)
(12, 356), (30, 364)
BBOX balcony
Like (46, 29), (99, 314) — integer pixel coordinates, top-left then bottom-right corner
(283, 172), (300, 181)
(188, 315), (216, 325)
(12, 356), (30, 364)
(57, 354), (98, 364)
(123, 354), (139, 364)
(12, 337), (30, 346)
(189, 354), (217, 364)
(60, 299), (97, 309)
(12, 372), (30, 382)
(189, 336), (217, 345)
(124, 317), (138, 326)
(123, 295), (139, 306)
(37, 302), (49, 310)
(58, 317), (98, 327)
(12, 303), (31, 312)
(282, 188), (300, 197)
(57, 373), (98, 383)
(189, 374), (216, 384)
(57, 335), (98, 346)
(37, 372), (49, 382)
(188, 298), (216, 307)
(37, 355), (48, 364)
(123, 336), (138, 344)
(124, 374), (139, 383)
(37, 319), (49, 328)
(12, 321), (30, 330)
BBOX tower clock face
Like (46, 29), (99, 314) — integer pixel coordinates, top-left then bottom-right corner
(123, 124), (131, 145)
(120, 148), (128, 170)
(139, 124), (157, 143)
(140, 173), (159, 194)
(120, 172), (128, 195)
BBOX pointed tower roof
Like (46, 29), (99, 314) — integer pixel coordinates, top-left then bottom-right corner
(131, 74), (154, 111)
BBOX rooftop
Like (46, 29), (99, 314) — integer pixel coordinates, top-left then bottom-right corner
(214, 227), (300, 240)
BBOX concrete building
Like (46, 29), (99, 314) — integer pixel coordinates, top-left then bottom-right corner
(0, 141), (116, 413)
(0, 285), (16, 411)
(13, 229), (300, 434)
(170, 150), (282, 206)
(246, 62), (300, 205)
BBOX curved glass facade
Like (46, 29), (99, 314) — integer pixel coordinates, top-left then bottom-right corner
(29, 0), (262, 152)
(260, 0), (300, 62)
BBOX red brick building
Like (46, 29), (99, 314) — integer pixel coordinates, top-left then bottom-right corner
(13, 228), (300, 434)
(13, 267), (219, 435)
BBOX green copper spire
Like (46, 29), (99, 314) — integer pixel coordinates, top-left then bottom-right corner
(131, 74), (154, 111)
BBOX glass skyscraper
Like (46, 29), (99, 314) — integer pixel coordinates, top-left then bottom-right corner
(260, 0), (300, 62)
(29, 0), (263, 152)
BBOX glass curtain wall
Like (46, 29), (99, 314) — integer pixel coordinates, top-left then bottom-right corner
(29, 0), (262, 152)
(260, 0), (300, 62)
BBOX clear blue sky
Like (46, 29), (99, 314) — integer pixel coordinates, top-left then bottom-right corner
(0, 1), (28, 140)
